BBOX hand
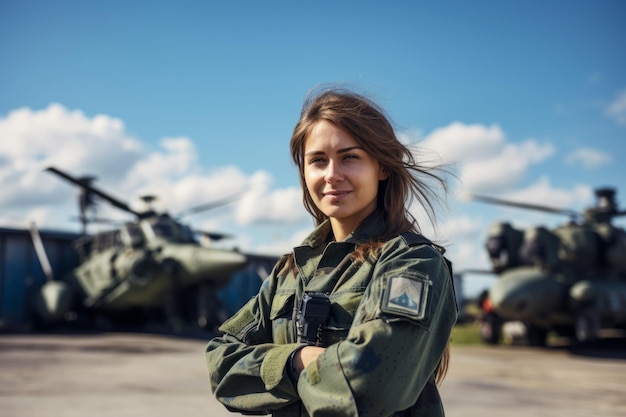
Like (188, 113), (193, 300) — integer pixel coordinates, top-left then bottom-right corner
(292, 346), (325, 376)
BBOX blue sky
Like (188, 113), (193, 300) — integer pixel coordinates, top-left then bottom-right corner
(1, 1), (625, 296)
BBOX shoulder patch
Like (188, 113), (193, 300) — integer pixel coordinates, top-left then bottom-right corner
(381, 273), (431, 320)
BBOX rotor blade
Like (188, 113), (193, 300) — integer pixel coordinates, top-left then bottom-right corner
(195, 230), (233, 241)
(464, 193), (580, 217)
(176, 191), (244, 219)
(46, 166), (141, 217)
(69, 216), (124, 226)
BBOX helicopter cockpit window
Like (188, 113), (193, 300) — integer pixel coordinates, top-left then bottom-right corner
(178, 224), (197, 243)
(145, 216), (195, 243)
(149, 217), (177, 237)
(120, 223), (144, 247)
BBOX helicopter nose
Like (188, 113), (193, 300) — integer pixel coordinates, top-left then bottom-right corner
(491, 290), (529, 316)
(490, 267), (566, 321)
(194, 248), (248, 277)
(160, 244), (248, 287)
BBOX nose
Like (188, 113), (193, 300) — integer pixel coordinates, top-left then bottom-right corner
(324, 159), (344, 183)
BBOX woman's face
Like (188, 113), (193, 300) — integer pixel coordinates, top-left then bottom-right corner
(304, 120), (387, 238)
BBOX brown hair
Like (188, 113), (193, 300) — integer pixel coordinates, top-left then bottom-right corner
(288, 86), (452, 383)
(290, 86), (448, 236)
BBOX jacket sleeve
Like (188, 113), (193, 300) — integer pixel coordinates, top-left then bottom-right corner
(205, 268), (301, 414)
(297, 242), (458, 417)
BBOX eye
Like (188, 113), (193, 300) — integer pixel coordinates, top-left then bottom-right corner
(343, 153), (360, 161)
(308, 156), (326, 165)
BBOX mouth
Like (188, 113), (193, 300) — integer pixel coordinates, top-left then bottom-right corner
(323, 190), (351, 202)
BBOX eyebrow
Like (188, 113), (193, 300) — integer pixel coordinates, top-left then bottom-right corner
(304, 146), (364, 156)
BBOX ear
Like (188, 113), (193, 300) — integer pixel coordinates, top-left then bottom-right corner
(379, 166), (390, 181)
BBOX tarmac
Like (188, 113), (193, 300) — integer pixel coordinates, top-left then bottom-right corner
(1, 332), (625, 417)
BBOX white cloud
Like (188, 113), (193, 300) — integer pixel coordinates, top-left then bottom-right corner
(253, 227), (312, 256)
(460, 140), (554, 192)
(0, 103), (142, 178)
(126, 165), (250, 217)
(172, 167), (248, 210)
(1, 102), (612, 268)
(463, 177), (594, 232)
(418, 122), (554, 193)
(0, 104), (144, 212)
(419, 122), (505, 164)
(438, 216), (484, 241)
(235, 171), (308, 225)
(565, 148), (612, 169)
(139, 137), (196, 176)
(503, 177), (593, 211)
(0, 103), (308, 241)
(606, 88), (626, 126)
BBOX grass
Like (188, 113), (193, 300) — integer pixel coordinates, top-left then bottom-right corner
(448, 300), (485, 346)
(450, 322), (483, 345)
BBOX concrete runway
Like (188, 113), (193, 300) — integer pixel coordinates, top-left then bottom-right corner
(1, 332), (625, 417)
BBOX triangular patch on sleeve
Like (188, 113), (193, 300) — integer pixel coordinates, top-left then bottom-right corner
(381, 275), (431, 320)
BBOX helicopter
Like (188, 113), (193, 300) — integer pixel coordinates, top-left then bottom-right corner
(467, 187), (626, 346)
(31, 166), (249, 331)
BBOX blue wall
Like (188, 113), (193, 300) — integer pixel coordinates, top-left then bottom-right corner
(217, 255), (277, 316)
(0, 227), (79, 328)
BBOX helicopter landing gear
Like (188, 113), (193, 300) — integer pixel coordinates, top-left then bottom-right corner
(575, 308), (599, 343)
(480, 312), (503, 345)
(525, 324), (548, 347)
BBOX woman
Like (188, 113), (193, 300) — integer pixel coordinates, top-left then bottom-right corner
(205, 87), (458, 417)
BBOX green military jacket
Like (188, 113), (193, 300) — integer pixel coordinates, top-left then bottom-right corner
(205, 212), (458, 416)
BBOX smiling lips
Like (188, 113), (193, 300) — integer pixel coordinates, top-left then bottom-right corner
(323, 190), (352, 202)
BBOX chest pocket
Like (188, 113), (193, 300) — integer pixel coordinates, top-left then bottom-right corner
(319, 287), (367, 347)
(269, 290), (296, 344)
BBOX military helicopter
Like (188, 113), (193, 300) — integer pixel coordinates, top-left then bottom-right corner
(467, 187), (626, 346)
(32, 166), (248, 331)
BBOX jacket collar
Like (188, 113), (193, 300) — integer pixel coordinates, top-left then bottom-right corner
(298, 210), (388, 250)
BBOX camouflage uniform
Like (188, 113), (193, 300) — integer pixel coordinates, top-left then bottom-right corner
(205, 212), (458, 416)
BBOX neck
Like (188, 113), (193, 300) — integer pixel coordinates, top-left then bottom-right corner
(329, 219), (355, 242)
